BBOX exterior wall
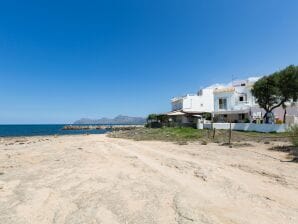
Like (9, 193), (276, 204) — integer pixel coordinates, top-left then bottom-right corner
(203, 122), (289, 133)
(213, 82), (258, 113)
(213, 79), (261, 123)
(198, 88), (214, 112)
(286, 115), (298, 125)
(214, 91), (234, 111)
(171, 88), (214, 113)
(182, 95), (202, 111)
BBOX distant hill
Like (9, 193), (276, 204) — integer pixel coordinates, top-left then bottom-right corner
(73, 115), (146, 125)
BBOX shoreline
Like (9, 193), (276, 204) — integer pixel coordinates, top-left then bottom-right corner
(0, 133), (106, 139)
(0, 124), (144, 138)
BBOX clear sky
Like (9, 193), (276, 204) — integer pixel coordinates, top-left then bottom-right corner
(0, 0), (297, 124)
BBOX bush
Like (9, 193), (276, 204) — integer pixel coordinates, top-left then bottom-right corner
(149, 122), (162, 128)
(244, 118), (250, 123)
(289, 125), (298, 147)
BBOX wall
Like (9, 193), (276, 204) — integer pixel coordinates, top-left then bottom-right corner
(182, 90), (214, 113)
(200, 88), (214, 112)
(171, 87), (215, 113)
(214, 91), (233, 111)
(286, 115), (298, 125)
(202, 122), (289, 133)
(213, 82), (258, 113)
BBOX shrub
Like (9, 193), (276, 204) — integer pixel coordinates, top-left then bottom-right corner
(244, 118), (250, 123)
(289, 125), (298, 147)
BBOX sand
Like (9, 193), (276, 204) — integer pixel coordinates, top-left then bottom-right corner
(0, 134), (297, 224)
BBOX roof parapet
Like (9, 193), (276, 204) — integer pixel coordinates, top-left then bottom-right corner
(171, 94), (197, 102)
(213, 87), (235, 93)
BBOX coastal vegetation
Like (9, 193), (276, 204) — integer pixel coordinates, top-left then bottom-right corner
(289, 125), (298, 147)
(108, 127), (290, 144)
(109, 127), (204, 143)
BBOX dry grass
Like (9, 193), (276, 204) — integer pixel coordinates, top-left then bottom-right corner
(108, 127), (291, 146)
(108, 127), (204, 143)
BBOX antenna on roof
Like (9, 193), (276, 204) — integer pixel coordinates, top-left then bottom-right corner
(232, 74), (237, 86)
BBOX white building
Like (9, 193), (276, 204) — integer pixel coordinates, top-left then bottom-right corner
(212, 78), (298, 123)
(171, 87), (214, 113)
(168, 77), (297, 126)
(168, 87), (215, 126)
(213, 78), (260, 122)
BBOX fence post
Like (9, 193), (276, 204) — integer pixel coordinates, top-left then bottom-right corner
(228, 122), (232, 145)
(213, 128), (216, 139)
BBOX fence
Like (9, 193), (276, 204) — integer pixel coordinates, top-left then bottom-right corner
(203, 123), (289, 133)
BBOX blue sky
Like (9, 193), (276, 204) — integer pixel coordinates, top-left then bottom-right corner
(0, 0), (297, 124)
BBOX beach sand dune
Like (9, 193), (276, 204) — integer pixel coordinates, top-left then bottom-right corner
(0, 135), (297, 224)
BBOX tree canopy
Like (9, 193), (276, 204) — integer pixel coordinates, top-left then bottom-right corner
(252, 65), (298, 122)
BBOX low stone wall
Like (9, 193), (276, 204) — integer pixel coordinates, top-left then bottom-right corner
(202, 123), (289, 133)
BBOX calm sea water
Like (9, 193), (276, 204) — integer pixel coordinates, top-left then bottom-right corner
(0, 125), (107, 137)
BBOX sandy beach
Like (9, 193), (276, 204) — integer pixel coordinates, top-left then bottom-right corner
(0, 134), (297, 224)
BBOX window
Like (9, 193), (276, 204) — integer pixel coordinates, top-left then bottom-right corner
(241, 83), (246, 86)
(239, 114), (245, 120)
(239, 96), (244, 102)
(200, 103), (203, 107)
(219, 98), (227, 109)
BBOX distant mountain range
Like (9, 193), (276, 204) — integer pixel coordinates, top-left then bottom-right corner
(73, 115), (146, 125)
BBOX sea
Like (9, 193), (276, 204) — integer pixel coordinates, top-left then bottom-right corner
(0, 125), (108, 137)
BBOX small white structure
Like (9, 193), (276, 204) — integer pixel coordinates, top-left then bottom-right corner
(169, 87), (215, 126)
(171, 87), (215, 113)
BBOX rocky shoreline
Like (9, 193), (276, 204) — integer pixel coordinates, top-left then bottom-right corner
(62, 125), (144, 131)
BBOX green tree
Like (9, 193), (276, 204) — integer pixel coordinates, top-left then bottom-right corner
(147, 114), (158, 122)
(252, 65), (298, 123)
(146, 114), (170, 128)
(276, 65), (298, 103)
